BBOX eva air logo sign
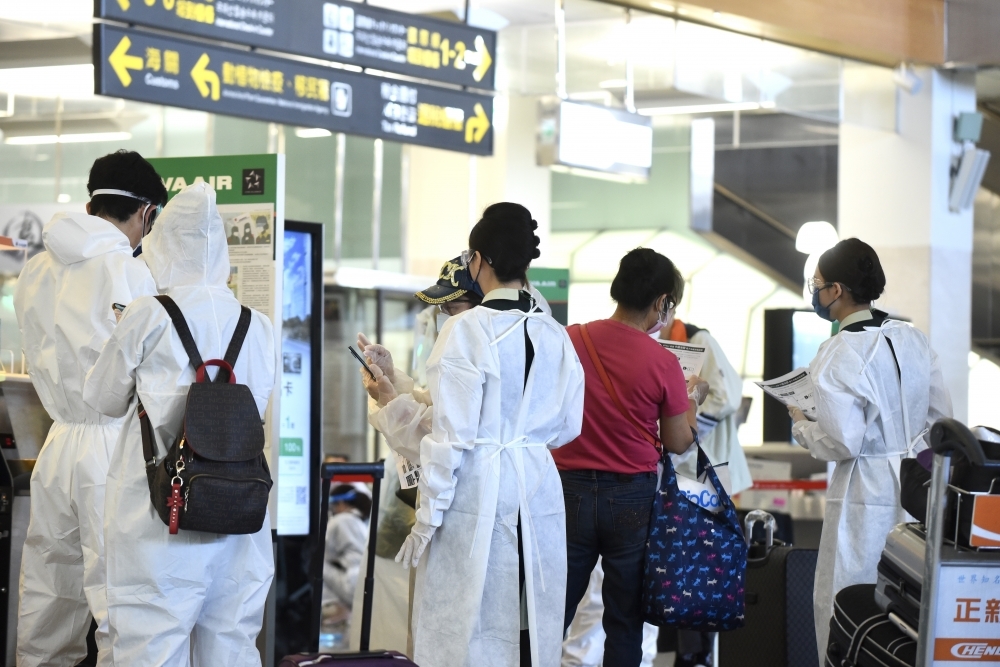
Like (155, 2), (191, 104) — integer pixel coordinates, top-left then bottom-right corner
(280, 438), (304, 457)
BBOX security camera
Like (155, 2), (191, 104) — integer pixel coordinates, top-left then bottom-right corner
(893, 63), (923, 95)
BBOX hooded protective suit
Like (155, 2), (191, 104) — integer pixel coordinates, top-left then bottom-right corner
(13, 211), (156, 667)
(792, 318), (951, 661)
(409, 303), (584, 667)
(84, 183), (276, 666)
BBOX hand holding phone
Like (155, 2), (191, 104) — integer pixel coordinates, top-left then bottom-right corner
(349, 346), (377, 381)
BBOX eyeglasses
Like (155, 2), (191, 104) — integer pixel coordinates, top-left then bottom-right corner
(460, 249), (492, 268)
(805, 278), (851, 295)
(142, 203), (163, 235)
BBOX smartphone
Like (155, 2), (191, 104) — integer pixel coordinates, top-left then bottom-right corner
(349, 346), (377, 381)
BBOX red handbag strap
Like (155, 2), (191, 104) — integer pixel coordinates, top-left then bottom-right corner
(196, 360), (236, 384)
(579, 323), (662, 454)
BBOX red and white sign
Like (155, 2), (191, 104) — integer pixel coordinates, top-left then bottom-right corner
(934, 566), (1000, 665)
(971, 496), (1000, 549)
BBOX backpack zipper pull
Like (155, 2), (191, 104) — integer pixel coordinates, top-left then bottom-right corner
(167, 480), (184, 534)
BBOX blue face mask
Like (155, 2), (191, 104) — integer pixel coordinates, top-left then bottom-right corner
(812, 288), (835, 322)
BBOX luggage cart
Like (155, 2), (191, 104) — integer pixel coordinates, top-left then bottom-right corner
(918, 419), (1000, 666)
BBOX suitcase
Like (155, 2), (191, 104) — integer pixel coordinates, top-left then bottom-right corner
(825, 584), (915, 667)
(873, 524), (928, 630)
(718, 511), (820, 667)
(279, 461), (419, 667)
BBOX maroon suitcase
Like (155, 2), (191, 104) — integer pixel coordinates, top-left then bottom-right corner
(279, 462), (418, 667)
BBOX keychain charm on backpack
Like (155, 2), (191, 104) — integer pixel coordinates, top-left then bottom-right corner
(167, 478), (184, 535)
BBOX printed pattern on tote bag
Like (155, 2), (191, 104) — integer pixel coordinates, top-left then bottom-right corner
(642, 447), (747, 631)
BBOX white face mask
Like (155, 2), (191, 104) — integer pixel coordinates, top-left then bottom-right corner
(436, 312), (450, 332)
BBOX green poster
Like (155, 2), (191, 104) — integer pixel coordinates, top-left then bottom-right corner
(527, 267), (569, 325)
(148, 154), (278, 205)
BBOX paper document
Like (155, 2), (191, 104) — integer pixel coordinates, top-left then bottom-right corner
(658, 340), (707, 378)
(755, 368), (818, 420)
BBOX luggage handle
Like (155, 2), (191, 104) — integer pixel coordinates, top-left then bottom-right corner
(931, 418), (1000, 469)
(317, 461), (385, 653)
(744, 509), (775, 547)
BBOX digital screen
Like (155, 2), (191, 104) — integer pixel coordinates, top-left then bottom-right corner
(792, 311), (832, 371)
(277, 229), (313, 536)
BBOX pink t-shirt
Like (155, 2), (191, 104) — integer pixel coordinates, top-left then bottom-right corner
(552, 319), (690, 474)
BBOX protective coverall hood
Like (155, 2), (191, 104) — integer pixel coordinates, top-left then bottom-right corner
(142, 182), (230, 290)
(43, 212), (132, 266)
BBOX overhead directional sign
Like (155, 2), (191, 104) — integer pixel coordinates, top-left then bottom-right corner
(94, 24), (493, 156)
(96, 0), (496, 90)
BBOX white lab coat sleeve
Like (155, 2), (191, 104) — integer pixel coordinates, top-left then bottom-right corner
(83, 302), (162, 418)
(922, 347), (953, 449)
(693, 331), (743, 427)
(369, 393), (433, 465)
(551, 336), (585, 449)
(791, 345), (869, 462)
(416, 341), (484, 530)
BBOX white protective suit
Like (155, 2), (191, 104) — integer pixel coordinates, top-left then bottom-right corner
(13, 211), (156, 667)
(323, 509), (368, 608)
(677, 328), (752, 495)
(792, 318), (951, 661)
(83, 183), (277, 666)
(409, 303), (584, 667)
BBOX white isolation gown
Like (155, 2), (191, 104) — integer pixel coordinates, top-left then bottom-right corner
(409, 301), (584, 667)
(792, 318), (951, 662)
(83, 183), (276, 667)
(13, 211), (156, 667)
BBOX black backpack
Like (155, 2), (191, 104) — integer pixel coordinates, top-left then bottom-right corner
(138, 295), (272, 535)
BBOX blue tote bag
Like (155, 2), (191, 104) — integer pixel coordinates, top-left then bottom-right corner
(641, 447), (747, 631)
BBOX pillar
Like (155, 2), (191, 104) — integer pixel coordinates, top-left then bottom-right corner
(838, 67), (975, 420)
(405, 93), (552, 277)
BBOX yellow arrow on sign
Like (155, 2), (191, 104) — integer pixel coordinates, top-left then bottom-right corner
(108, 36), (143, 87)
(472, 35), (492, 83)
(190, 53), (220, 101)
(117, 0), (130, 9)
(464, 103), (489, 143)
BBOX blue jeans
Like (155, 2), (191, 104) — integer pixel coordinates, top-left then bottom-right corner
(561, 469), (657, 667)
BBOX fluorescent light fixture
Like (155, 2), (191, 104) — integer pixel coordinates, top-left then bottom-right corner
(649, 1), (675, 10)
(795, 221), (838, 255)
(5, 131), (132, 145)
(638, 101), (764, 116)
(598, 79), (628, 89)
(536, 97), (653, 180)
(56, 193), (71, 203)
(0, 64), (94, 99)
(294, 127), (333, 138)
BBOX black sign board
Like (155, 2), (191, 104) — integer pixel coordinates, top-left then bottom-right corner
(96, 0), (496, 90)
(94, 24), (494, 156)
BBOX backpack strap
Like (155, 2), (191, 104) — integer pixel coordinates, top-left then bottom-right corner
(154, 295), (204, 372)
(218, 306), (252, 383)
(579, 323), (663, 455)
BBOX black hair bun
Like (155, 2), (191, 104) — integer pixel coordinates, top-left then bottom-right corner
(817, 238), (886, 303)
(470, 202), (541, 282)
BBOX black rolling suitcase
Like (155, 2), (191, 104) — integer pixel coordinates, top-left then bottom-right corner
(279, 461), (419, 667)
(718, 511), (820, 667)
(825, 584), (915, 667)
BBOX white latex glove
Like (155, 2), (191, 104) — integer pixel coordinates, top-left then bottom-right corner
(369, 364), (397, 407)
(686, 374), (710, 406)
(788, 406), (807, 423)
(358, 332), (394, 381)
(395, 521), (435, 569)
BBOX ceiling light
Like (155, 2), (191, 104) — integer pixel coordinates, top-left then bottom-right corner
(637, 101), (762, 116)
(598, 79), (628, 89)
(4, 131), (132, 145)
(713, 11), (722, 18)
(649, 1), (675, 10)
(294, 127), (333, 138)
(795, 221), (838, 255)
(0, 64), (94, 99)
(57, 193), (71, 203)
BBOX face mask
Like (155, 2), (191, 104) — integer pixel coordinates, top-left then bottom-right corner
(812, 288), (837, 322)
(646, 302), (670, 335)
(436, 312), (450, 332)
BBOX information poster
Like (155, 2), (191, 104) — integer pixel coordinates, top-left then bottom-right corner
(932, 565), (1000, 664)
(149, 153), (285, 525)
